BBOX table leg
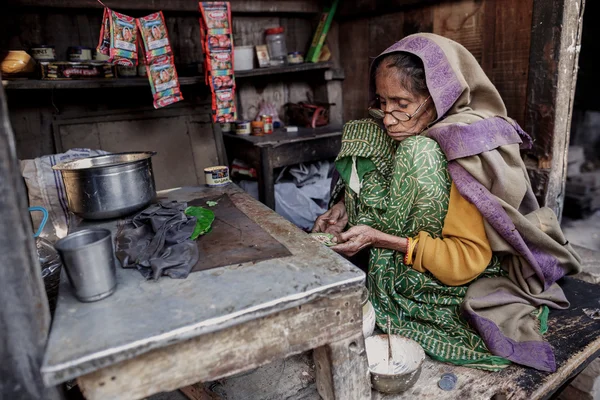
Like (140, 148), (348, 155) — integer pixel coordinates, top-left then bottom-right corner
(259, 147), (275, 209)
(314, 332), (371, 400)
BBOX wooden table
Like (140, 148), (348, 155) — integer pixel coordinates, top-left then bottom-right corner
(223, 126), (343, 209)
(40, 185), (370, 400)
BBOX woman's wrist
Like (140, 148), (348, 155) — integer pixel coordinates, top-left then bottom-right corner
(374, 231), (409, 253)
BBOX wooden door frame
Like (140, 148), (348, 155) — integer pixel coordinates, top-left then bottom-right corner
(525, 0), (586, 218)
(0, 81), (62, 398)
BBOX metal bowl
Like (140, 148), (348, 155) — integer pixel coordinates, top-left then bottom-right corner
(52, 152), (156, 220)
(365, 334), (425, 394)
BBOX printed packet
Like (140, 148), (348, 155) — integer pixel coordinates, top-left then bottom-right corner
(109, 10), (138, 66)
(97, 8), (111, 56)
(146, 55), (183, 109)
(137, 12), (173, 64)
(199, 2), (231, 31)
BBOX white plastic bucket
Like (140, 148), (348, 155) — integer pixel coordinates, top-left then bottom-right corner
(234, 46), (255, 71)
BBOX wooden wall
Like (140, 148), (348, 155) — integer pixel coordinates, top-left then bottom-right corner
(1, 1), (339, 190)
(339, 0), (534, 129)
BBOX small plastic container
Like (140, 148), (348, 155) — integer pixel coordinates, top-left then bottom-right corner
(234, 45), (254, 71)
(265, 27), (287, 66)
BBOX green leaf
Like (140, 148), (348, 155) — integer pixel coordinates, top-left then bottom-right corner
(206, 200), (218, 207)
(185, 206), (215, 240)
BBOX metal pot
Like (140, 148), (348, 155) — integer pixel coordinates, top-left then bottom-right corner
(52, 152), (156, 220)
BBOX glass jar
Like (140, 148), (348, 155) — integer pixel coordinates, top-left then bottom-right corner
(265, 27), (287, 66)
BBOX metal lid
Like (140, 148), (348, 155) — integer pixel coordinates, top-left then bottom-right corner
(52, 152), (156, 171)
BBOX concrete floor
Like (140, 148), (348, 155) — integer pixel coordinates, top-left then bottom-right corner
(563, 211), (600, 251)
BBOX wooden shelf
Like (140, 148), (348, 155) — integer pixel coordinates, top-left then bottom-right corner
(2, 62), (334, 90)
(223, 124), (343, 147)
(6, 0), (323, 14)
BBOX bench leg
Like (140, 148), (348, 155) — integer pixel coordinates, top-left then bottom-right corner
(314, 333), (371, 400)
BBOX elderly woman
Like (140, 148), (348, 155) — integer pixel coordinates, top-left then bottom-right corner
(313, 33), (581, 372)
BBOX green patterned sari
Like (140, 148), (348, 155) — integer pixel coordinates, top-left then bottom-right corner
(335, 120), (510, 370)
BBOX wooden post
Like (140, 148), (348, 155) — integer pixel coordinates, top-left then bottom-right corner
(314, 333), (371, 400)
(524, 0), (585, 217)
(0, 80), (62, 399)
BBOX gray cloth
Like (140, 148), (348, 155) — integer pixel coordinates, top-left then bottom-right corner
(116, 202), (199, 280)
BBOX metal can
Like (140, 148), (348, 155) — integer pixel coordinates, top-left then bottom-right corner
(251, 120), (264, 136)
(30, 45), (56, 62)
(220, 122), (232, 133)
(68, 46), (93, 62)
(117, 65), (137, 77)
(204, 166), (230, 187)
(235, 120), (251, 135)
(287, 51), (304, 65)
(93, 49), (110, 61)
(261, 115), (273, 134)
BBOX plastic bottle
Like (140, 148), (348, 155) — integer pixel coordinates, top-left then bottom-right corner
(265, 27), (287, 66)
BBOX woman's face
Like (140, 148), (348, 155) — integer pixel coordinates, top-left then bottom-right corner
(375, 62), (436, 142)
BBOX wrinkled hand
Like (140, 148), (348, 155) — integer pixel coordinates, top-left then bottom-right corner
(331, 225), (382, 257)
(312, 202), (348, 236)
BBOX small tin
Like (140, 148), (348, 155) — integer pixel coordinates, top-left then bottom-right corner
(117, 65), (137, 77)
(235, 120), (251, 135)
(93, 50), (110, 61)
(261, 115), (273, 134)
(287, 51), (304, 65)
(204, 166), (230, 187)
(251, 120), (264, 136)
(30, 45), (56, 62)
(68, 46), (93, 62)
(220, 122), (232, 133)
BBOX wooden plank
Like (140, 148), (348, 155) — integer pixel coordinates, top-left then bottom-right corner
(2, 63), (335, 90)
(338, 0), (441, 20)
(340, 18), (370, 121)
(268, 136), (342, 169)
(368, 12), (405, 57)
(6, 0), (323, 13)
(480, 0), (497, 75)
(0, 77), (61, 399)
(490, 0), (534, 127)
(314, 333), (370, 400)
(524, 0), (585, 216)
(403, 4), (434, 36)
(259, 147), (276, 209)
(179, 383), (217, 400)
(370, 277), (600, 399)
(432, 0), (485, 63)
(188, 120), (224, 185)
(77, 288), (364, 400)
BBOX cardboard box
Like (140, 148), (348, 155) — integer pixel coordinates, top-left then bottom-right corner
(305, 0), (339, 63)
(40, 61), (116, 80)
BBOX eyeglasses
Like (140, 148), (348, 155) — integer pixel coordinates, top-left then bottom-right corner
(368, 96), (431, 123)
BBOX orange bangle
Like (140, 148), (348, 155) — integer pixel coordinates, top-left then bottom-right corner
(404, 237), (419, 266)
(403, 237), (412, 265)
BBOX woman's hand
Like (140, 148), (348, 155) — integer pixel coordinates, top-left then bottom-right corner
(331, 225), (409, 257)
(331, 225), (383, 257)
(312, 202), (348, 235)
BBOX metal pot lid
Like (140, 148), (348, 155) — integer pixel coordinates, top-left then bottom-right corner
(52, 152), (156, 171)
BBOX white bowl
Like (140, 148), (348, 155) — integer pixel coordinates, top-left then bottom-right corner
(365, 335), (425, 393)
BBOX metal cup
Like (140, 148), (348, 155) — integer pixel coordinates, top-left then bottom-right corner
(55, 228), (117, 302)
